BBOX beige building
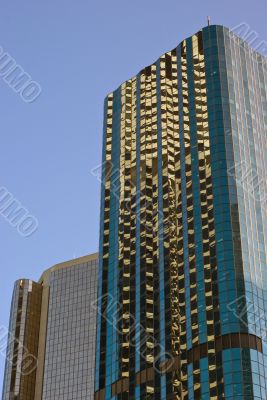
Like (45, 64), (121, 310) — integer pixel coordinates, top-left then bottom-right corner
(2, 253), (98, 400)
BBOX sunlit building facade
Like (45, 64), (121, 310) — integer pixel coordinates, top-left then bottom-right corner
(2, 253), (98, 400)
(95, 25), (267, 399)
(2, 280), (42, 400)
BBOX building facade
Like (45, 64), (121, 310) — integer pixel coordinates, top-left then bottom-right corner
(2, 280), (42, 400)
(95, 25), (267, 399)
(2, 253), (98, 400)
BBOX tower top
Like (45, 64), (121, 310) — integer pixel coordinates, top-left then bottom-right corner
(207, 16), (211, 26)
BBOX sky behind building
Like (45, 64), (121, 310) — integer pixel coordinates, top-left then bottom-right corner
(0, 0), (266, 393)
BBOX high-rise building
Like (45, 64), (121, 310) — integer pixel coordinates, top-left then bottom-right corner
(95, 25), (267, 399)
(2, 253), (98, 400)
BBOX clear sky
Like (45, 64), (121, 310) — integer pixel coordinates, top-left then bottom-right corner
(0, 0), (266, 392)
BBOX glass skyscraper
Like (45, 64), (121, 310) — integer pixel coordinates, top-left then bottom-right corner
(95, 25), (267, 399)
(2, 253), (98, 400)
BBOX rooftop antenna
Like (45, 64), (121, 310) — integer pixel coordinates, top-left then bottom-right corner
(207, 16), (211, 26)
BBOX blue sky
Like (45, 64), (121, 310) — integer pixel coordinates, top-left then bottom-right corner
(0, 0), (265, 391)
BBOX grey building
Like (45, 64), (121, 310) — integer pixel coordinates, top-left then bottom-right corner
(2, 253), (98, 400)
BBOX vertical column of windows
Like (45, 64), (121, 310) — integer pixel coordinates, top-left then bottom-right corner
(128, 78), (137, 398)
(156, 58), (166, 400)
(150, 64), (160, 399)
(117, 82), (129, 386)
(177, 41), (189, 398)
(139, 70), (147, 399)
(105, 88), (121, 400)
(159, 50), (181, 399)
(134, 74), (141, 384)
(99, 93), (113, 392)
(95, 96), (108, 392)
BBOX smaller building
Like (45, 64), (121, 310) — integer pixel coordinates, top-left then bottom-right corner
(2, 253), (98, 400)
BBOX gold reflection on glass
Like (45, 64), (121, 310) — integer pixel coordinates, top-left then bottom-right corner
(4, 280), (42, 400)
(99, 30), (226, 400)
(99, 93), (114, 387)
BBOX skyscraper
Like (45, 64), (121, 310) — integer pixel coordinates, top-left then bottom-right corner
(2, 253), (98, 400)
(95, 25), (267, 399)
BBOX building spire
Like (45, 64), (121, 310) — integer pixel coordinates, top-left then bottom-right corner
(207, 16), (211, 26)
